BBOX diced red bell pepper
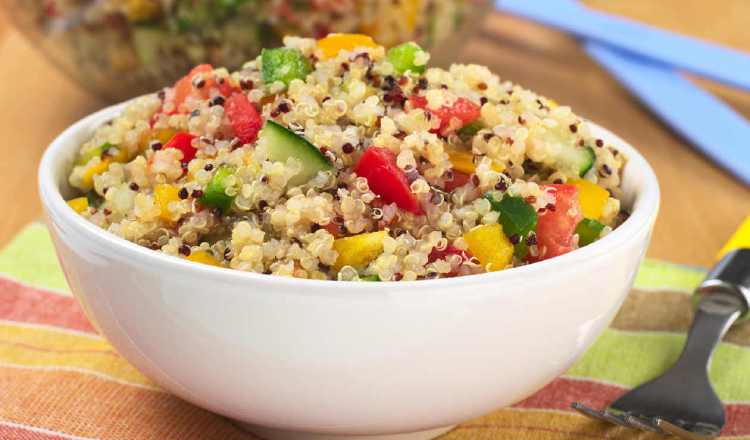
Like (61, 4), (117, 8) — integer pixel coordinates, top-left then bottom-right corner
(322, 222), (345, 238)
(44, 0), (58, 17)
(443, 170), (471, 192)
(409, 95), (481, 135)
(164, 132), (197, 164)
(225, 93), (263, 145)
(428, 245), (472, 277)
(534, 184), (583, 261)
(428, 245), (471, 263)
(354, 147), (423, 215)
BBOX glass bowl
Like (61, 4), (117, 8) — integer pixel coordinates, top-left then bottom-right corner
(3, 0), (492, 101)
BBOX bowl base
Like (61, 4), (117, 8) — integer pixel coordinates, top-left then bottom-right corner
(235, 423), (456, 440)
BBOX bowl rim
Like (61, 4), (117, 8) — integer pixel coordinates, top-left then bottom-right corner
(38, 101), (660, 292)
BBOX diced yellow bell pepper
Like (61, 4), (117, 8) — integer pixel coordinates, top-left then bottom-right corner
(717, 215), (750, 260)
(81, 159), (111, 190)
(403, 0), (424, 32)
(463, 224), (513, 272)
(122, 0), (161, 22)
(547, 98), (558, 109)
(137, 128), (177, 154)
(154, 128), (176, 145)
(447, 148), (504, 174)
(154, 184), (180, 222)
(570, 179), (609, 220)
(401, 0), (423, 32)
(332, 230), (388, 271)
(110, 145), (131, 163)
(187, 250), (222, 267)
(67, 197), (89, 214)
(317, 34), (378, 60)
(447, 149), (475, 174)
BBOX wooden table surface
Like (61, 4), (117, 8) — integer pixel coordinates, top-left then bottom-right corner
(0, 1), (748, 267)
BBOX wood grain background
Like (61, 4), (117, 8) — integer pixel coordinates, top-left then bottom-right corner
(0, 1), (748, 266)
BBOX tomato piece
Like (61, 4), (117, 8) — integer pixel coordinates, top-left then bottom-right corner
(149, 111), (160, 128)
(409, 95), (481, 135)
(172, 64), (213, 112)
(170, 64), (238, 114)
(443, 170), (471, 192)
(215, 80), (238, 98)
(354, 147), (423, 215)
(225, 93), (263, 145)
(535, 184), (583, 260)
(164, 132), (197, 164)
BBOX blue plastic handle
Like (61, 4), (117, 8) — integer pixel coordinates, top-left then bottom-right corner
(585, 43), (750, 186)
(496, 0), (750, 91)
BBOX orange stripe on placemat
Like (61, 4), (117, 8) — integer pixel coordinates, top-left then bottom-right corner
(0, 276), (94, 334)
(0, 366), (254, 440)
(514, 377), (624, 412)
(512, 377), (750, 437)
(0, 420), (96, 440)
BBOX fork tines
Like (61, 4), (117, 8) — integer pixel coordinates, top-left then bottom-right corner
(571, 402), (721, 439)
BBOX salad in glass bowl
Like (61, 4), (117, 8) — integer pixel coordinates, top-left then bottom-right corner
(3, 0), (490, 100)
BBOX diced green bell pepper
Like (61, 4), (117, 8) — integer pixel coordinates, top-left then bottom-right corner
(576, 218), (605, 246)
(457, 121), (483, 139)
(387, 42), (428, 75)
(86, 191), (104, 208)
(199, 165), (236, 213)
(76, 142), (113, 166)
(485, 193), (538, 257)
(261, 48), (312, 87)
(359, 274), (381, 282)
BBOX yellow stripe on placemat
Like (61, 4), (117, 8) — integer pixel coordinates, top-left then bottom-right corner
(443, 408), (635, 440)
(0, 322), (154, 389)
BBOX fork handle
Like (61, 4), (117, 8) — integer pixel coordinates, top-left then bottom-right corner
(678, 249), (750, 371)
(676, 293), (743, 371)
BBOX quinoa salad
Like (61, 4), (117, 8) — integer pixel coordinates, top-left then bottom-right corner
(66, 33), (628, 281)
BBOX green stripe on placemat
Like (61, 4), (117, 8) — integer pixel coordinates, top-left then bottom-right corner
(567, 329), (750, 402)
(0, 223), (69, 293)
(633, 258), (705, 293)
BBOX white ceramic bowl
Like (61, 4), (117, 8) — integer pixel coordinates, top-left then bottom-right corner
(39, 103), (659, 440)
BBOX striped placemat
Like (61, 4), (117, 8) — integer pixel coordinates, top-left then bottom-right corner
(1, 223), (748, 439)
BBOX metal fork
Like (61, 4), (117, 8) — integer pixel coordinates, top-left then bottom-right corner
(572, 249), (750, 439)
